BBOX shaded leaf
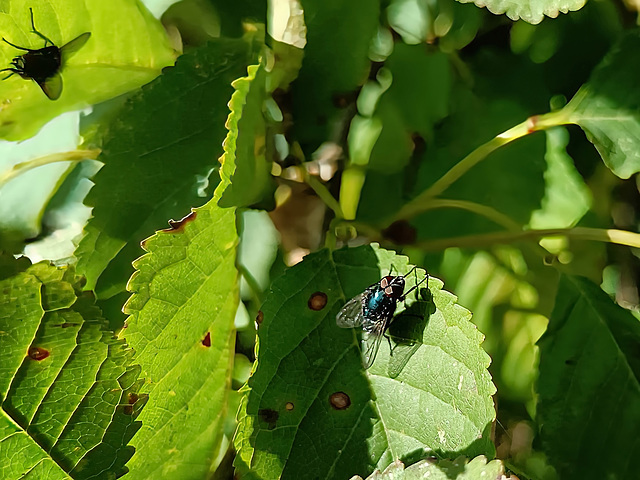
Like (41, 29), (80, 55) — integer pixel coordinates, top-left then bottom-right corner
(537, 275), (640, 479)
(0, 257), (142, 479)
(456, 0), (585, 25)
(565, 30), (640, 178)
(292, 0), (379, 147)
(359, 80), (547, 235)
(0, 0), (175, 141)
(367, 45), (451, 173)
(75, 37), (256, 298)
(122, 184), (239, 478)
(235, 244), (495, 480)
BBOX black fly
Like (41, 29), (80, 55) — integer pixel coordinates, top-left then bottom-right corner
(336, 266), (428, 368)
(0, 8), (90, 100)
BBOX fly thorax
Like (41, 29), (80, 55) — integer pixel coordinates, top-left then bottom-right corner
(381, 275), (405, 299)
(366, 289), (386, 312)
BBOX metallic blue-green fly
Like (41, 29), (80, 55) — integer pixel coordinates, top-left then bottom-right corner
(336, 266), (427, 368)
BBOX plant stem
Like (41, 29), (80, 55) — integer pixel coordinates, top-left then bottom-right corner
(298, 167), (344, 220)
(237, 263), (264, 304)
(411, 199), (523, 231)
(342, 199), (522, 242)
(394, 109), (571, 221)
(415, 227), (640, 251)
(0, 149), (101, 188)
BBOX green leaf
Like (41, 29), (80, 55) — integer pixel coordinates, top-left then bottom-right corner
(355, 456), (505, 480)
(565, 30), (640, 179)
(218, 63), (274, 208)
(75, 37), (256, 298)
(0, 257), (142, 479)
(0, 0), (175, 141)
(537, 275), (640, 479)
(455, 0), (585, 25)
(368, 45), (451, 172)
(292, 0), (379, 146)
(528, 127), (591, 232)
(359, 78), (547, 234)
(235, 244), (495, 480)
(441, 247), (558, 404)
(387, 0), (481, 51)
(122, 187), (239, 478)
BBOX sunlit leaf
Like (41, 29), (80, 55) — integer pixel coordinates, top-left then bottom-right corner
(218, 63), (274, 208)
(0, 0), (175, 140)
(455, 0), (585, 25)
(235, 244), (495, 480)
(565, 30), (640, 178)
(354, 456), (506, 480)
(122, 183), (239, 478)
(0, 256), (142, 479)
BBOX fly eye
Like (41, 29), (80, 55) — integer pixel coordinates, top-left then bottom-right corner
(380, 277), (391, 288)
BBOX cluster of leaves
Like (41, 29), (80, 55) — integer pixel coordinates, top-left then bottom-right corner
(2, 0), (640, 479)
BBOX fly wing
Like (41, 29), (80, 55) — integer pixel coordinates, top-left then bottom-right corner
(37, 71), (62, 100)
(60, 32), (91, 60)
(361, 318), (389, 369)
(336, 294), (365, 328)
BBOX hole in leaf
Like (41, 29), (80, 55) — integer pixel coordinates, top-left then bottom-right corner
(256, 310), (264, 326)
(202, 332), (211, 347)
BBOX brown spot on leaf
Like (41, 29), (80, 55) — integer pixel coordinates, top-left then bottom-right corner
(329, 392), (351, 410)
(202, 332), (211, 347)
(308, 292), (328, 311)
(258, 408), (279, 429)
(285, 402), (294, 411)
(256, 311), (264, 326)
(28, 347), (49, 361)
(162, 211), (197, 233)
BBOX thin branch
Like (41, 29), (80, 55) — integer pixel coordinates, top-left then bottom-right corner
(0, 149), (101, 188)
(415, 227), (640, 251)
(394, 109), (571, 222)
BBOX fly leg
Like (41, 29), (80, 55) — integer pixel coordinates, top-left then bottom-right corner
(28, 8), (55, 47)
(0, 68), (19, 79)
(401, 269), (429, 301)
